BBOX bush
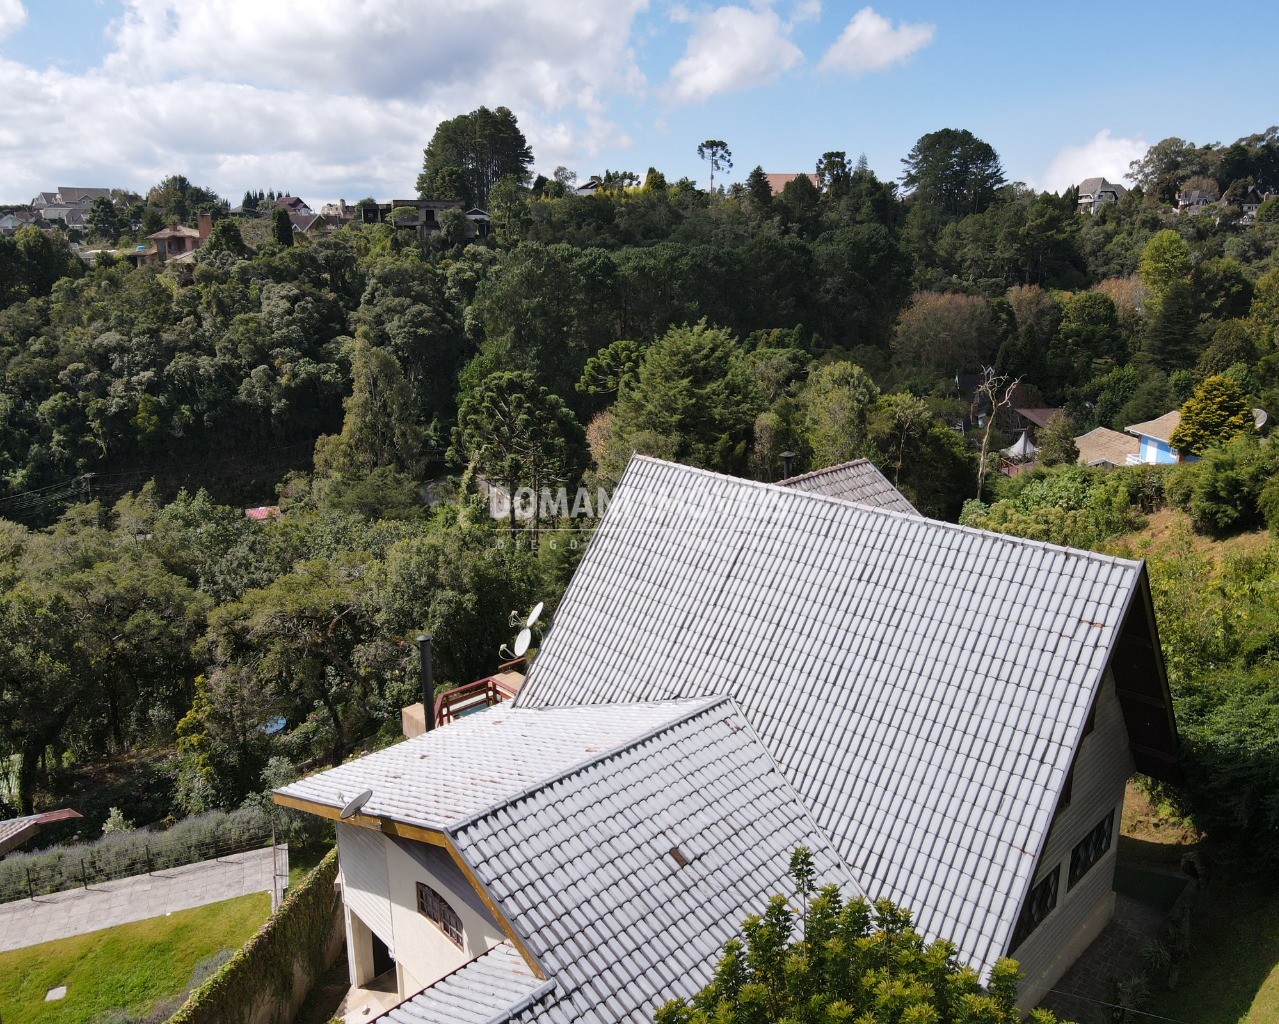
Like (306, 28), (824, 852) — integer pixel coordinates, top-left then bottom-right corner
(1166, 436), (1278, 535)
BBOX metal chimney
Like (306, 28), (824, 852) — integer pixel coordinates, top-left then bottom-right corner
(417, 634), (434, 731)
(780, 451), (796, 479)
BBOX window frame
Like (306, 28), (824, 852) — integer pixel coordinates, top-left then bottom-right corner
(1010, 866), (1059, 950)
(415, 880), (463, 947)
(1068, 810), (1115, 890)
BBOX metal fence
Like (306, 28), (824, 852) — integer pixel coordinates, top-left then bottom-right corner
(0, 829), (274, 904)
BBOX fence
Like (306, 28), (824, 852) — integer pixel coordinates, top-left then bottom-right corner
(0, 807), (273, 904)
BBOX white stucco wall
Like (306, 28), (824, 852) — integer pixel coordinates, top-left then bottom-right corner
(334, 822), (507, 998)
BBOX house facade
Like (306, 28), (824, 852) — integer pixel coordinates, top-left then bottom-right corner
(277, 455), (1178, 1018)
(1075, 176), (1126, 213)
(1125, 410), (1195, 464)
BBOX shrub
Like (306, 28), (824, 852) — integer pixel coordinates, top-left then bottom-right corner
(1168, 435), (1278, 535)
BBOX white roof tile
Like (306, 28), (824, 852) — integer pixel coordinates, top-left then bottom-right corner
(516, 456), (1145, 979)
(387, 942), (551, 1023)
(778, 458), (919, 515)
(276, 699), (719, 830)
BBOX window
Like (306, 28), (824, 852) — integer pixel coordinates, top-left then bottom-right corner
(1069, 810), (1114, 889)
(1010, 867), (1058, 950)
(416, 881), (463, 946)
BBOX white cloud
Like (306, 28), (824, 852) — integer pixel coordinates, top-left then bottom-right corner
(0, 0), (26, 41)
(791, 0), (822, 24)
(818, 7), (933, 76)
(1036, 129), (1149, 194)
(0, 0), (649, 203)
(667, 5), (803, 103)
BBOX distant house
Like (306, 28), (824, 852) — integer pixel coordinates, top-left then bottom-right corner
(777, 457), (920, 515)
(277, 455), (1179, 1014)
(139, 213), (213, 265)
(1175, 188), (1216, 215)
(30, 187), (113, 225)
(764, 172), (820, 195)
(1075, 177), (1126, 214)
(572, 175), (603, 197)
(0, 210), (39, 234)
(276, 195), (313, 216)
(320, 199), (356, 222)
(1226, 186), (1271, 225)
(360, 199), (487, 240)
(244, 505), (282, 522)
(288, 213), (326, 235)
(1125, 411), (1196, 464)
(1074, 426), (1140, 468)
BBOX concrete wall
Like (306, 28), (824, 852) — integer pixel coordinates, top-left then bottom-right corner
(1012, 668), (1134, 1008)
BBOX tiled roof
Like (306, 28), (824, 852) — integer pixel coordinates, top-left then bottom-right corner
(1125, 410), (1180, 444)
(778, 458), (919, 515)
(452, 697), (855, 1023)
(1075, 426), (1139, 467)
(385, 942), (553, 1024)
(276, 699), (720, 830)
(764, 172), (819, 195)
(1014, 407), (1062, 429)
(0, 815), (42, 856)
(1076, 177), (1126, 198)
(517, 455), (1147, 978)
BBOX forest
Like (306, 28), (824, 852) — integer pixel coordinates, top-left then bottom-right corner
(1, 114), (1279, 882)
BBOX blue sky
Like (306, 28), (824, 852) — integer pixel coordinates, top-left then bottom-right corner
(2, 0), (1277, 206)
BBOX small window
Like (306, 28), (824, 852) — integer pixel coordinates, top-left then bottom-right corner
(1010, 867), (1058, 949)
(416, 881), (463, 946)
(1069, 810), (1115, 890)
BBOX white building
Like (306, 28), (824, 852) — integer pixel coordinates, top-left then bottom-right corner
(277, 455), (1179, 1018)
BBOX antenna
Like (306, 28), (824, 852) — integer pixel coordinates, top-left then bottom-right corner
(526, 602), (544, 628)
(339, 789), (373, 820)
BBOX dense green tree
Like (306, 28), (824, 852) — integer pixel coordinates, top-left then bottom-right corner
(272, 207), (294, 246)
(656, 848), (1052, 1024)
(891, 291), (998, 376)
(450, 371), (587, 536)
(1170, 374), (1253, 455)
(605, 320), (761, 477)
(417, 106), (533, 209)
(799, 361), (880, 468)
(576, 339), (644, 401)
(1138, 229), (1191, 309)
(313, 335), (425, 479)
(146, 174), (224, 222)
(86, 196), (122, 241)
(1145, 278), (1199, 370)
(1038, 412), (1080, 467)
(743, 165), (773, 213)
(901, 128), (1005, 217)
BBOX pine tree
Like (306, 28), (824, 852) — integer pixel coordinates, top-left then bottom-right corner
(1170, 374), (1253, 455)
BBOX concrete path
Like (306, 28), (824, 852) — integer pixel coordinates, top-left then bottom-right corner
(0, 846), (286, 952)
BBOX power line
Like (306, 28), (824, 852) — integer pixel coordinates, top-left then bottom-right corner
(1043, 987), (1197, 1024)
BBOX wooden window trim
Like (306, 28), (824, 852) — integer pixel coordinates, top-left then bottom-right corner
(416, 881), (463, 947)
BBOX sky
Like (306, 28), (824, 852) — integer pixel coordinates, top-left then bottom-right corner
(2, 0), (1278, 207)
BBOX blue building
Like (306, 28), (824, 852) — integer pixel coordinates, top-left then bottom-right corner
(1125, 411), (1197, 465)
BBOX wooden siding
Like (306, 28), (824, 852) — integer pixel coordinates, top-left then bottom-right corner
(1009, 668), (1133, 995)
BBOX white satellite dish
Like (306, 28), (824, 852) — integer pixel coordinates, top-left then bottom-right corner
(526, 601), (544, 628)
(340, 789), (373, 820)
(513, 627), (532, 657)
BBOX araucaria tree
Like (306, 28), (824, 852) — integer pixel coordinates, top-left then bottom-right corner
(417, 106), (533, 209)
(656, 848), (1059, 1024)
(697, 140), (733, 191)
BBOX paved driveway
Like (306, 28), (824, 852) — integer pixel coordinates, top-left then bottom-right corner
(0, 846), (285, 952)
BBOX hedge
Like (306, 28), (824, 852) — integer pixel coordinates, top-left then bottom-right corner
(0, 805), (273, 902)
(167, 847), (340, 1024)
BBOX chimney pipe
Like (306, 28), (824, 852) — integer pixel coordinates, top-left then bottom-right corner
(780, 451), (796, 479)
(417, 634), (434, 731)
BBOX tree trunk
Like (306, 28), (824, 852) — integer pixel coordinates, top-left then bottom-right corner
(18, 745), (39, 815)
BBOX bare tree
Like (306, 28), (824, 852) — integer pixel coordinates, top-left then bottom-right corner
(974, 366), (1020, 500)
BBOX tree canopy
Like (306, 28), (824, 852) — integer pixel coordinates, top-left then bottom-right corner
(417, 105), (533, 209)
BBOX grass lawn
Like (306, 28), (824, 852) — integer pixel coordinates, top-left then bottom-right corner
(0, 891), (269, 1024)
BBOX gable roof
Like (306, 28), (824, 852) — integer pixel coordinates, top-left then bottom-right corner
(284, 697), (854, 1024)
(516, 455), (1162, 979)
(1125, 410), (1180, 444)
(1075, 426), (1139, 467)
(451, 697), (854, 1023)
(778, 458), (919, 515)
(1076, 177), (1126, 199)
(1014, 407), (1063, 429)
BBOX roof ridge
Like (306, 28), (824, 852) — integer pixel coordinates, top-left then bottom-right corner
(445, 696), (731, 833)
(627, 455), (1143, 572)
(775, 456), (875, 485)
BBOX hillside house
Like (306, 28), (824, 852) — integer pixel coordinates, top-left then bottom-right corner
(765, 172), (820, 195)
(1075, 177), (1126, 213)
(1175, 188), (1216, 214)
(1075, 426), (1139, 468)
(276, 456), (1179, 1018)
(140, 213), (213, 264)
(1124, 411), (1195, 465)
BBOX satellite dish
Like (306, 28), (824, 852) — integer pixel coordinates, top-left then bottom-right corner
(513, 627), (532, 657)
(526, 601), (544, 628)
(1254, 408), (1269, 431)
(340, 789), (373, 820)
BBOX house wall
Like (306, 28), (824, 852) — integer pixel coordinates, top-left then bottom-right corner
(1139, 436), (1178, 465)
(1010, 668), (1134, 1009)
(384, 836), (506, 998)
(333, 822), (506, 999)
